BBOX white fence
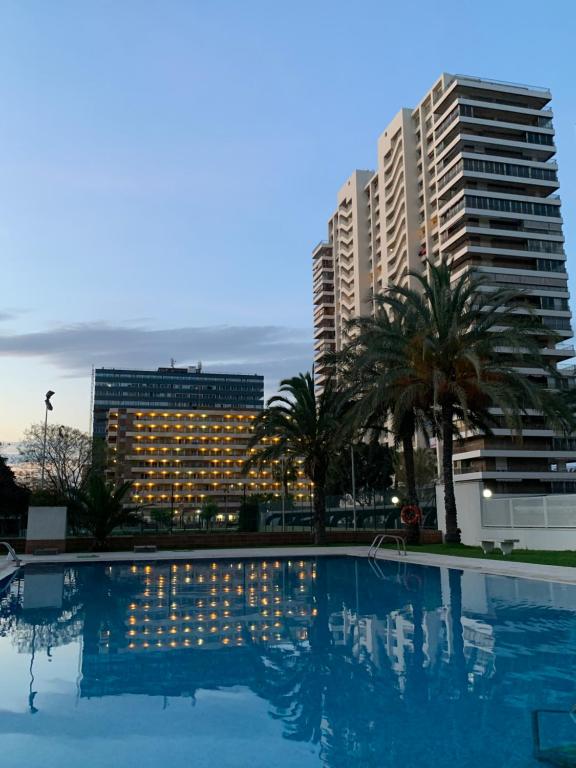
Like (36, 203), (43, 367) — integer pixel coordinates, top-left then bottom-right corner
(482, 494), (576, 529)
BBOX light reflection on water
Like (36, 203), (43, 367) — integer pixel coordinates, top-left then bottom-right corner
(1, 557), (576, 767)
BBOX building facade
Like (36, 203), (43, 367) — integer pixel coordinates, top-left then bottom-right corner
(107, 407), (310, 521)
(92, 365), (264, 439)
(313, 73), (575, 495)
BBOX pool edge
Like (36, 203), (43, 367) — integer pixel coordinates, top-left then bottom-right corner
(17, 546), (576, 585)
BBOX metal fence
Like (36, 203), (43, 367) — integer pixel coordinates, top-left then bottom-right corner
(261, 488), (437, 532)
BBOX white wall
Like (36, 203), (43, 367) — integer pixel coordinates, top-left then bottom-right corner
(436, 482), (576, 550)
(26, 506), (67, 541)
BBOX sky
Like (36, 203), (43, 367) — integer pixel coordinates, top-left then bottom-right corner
(0, 0), (575, 443)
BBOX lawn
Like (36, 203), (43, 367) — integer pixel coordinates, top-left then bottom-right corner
(400, 542), (576, 567)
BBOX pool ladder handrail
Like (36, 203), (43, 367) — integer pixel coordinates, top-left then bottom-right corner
(0, 541), (21, 567)
(368, 533), (406, 558)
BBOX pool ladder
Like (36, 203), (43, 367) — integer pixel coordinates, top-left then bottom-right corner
(368, 533), (407, 559)
(0, 542), (21, 567)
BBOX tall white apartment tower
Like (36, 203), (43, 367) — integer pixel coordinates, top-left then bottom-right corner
(313, 73), (575, 495)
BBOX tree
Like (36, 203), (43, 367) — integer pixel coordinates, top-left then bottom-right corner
(381, 258), (566, 543)
(271, 457), (298, 500)
(69, 474), (137, 550)
(237, 496), (259, 532)
(200, 500), (219, 530)
(151, 508), (173, 529)
(325, 441), (394, 501)
(247, 372), (352, 545)
(19, 424), (92, 498)
(0, 452), (30, 535)
(393, 447), (437, 494)
(336, 301), (431, 543)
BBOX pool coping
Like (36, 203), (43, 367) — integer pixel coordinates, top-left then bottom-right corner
(17, 546), (576, 585)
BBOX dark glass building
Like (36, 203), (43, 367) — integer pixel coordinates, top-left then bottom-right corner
(92, 366), (264, 438)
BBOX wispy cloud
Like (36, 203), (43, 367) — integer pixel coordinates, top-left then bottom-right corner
(0, 321), (313, 390)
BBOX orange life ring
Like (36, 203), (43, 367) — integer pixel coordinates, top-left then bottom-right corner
(400, 505), (422, 526)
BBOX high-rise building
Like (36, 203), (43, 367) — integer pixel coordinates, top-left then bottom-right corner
(106, 407), (310, 519)
(92, 365), (264, 439)
(313, 73), (575, 494)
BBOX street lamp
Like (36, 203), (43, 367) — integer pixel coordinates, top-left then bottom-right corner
(41, 391), (55, 488)
(391, 495), (400, 506)
(281, 456), (286, 532)
(350, 445), (357, 531)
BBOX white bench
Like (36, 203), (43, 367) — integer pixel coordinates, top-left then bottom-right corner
(481, 539), (519, 556)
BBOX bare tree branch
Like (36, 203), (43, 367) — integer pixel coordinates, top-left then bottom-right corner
(19, 424), (92, 496)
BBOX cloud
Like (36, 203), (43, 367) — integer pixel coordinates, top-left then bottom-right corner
(0, 321), (313, 390)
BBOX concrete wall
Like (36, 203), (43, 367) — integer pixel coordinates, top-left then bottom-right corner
(6, 528), (443, 554)
(436, 481), (576, 550)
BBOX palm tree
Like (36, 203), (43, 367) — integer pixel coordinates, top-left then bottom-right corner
(271, 457), (298, 501)
(69, 474), (138, 550)
(246, 372), (352, 545)
(393, 447), (437, 494)
(336, 301), (431, 543)
(381, 258), (565, 543)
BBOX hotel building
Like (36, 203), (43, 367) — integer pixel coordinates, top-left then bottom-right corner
(313, 73), (575, 495)
(92, 365), (264, 439)
(106, 407), (311, 520)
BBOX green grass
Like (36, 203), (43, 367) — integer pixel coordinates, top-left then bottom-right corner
(397, 542), (576, 567)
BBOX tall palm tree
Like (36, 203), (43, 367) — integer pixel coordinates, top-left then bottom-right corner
(246, 372), (352, 545)
(382, 258), (565, 543)
(335, 300), (431, 542)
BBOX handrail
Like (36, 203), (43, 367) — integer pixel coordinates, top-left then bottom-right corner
(0, 542), (21, 567)
(368, 534), (407, 558)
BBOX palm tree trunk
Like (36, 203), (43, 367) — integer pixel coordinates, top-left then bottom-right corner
(312, 473), (327, 546)
(441, 402), (460, 543)
(401, 431), (420, 545)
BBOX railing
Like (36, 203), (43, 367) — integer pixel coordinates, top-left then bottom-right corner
(482, 494), (576, 529)
(368, 534), (407, 558)
(0, 542), (21, 567)
(452, 74), (551, 94)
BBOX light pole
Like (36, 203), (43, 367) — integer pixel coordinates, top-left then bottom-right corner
(351, 445), (357, 531)
(281, 456), (286, 532)
(40, 391), (55, 488)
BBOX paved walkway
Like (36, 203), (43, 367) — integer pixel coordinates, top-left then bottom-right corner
(14, 545), (576, 585)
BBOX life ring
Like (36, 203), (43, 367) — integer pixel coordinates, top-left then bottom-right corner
(400, 505), (422, 526)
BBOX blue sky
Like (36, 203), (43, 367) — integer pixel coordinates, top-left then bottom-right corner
(1, 0), (575, 442)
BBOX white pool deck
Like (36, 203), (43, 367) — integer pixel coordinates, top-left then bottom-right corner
(12, 546), (576, 585)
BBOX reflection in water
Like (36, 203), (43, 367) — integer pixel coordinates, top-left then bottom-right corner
(2, 557), (576, 767)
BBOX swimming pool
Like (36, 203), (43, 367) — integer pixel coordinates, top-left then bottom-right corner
(1, 556), (576, 767)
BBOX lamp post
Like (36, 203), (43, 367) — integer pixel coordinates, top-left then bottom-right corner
(40, 391), (55, 489)
(350, 445), (357, 531)
(281, 456), (286, 533)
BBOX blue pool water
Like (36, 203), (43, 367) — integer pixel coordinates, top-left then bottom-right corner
(1, 556), (576, 767)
